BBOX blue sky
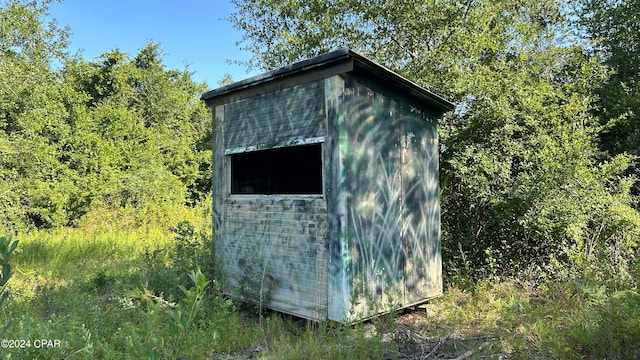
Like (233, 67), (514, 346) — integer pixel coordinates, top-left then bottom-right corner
(48, 0), (259, 89)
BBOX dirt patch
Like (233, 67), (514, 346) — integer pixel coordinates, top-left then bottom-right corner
(389, 310), (507, 360)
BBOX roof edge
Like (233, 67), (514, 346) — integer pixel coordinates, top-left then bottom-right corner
(201, 48), (454, 112)
(200, 48), (352, 101)
(347, 49), (455, 112)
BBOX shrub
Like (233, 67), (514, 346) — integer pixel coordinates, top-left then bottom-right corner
(0, 233), (19, 336)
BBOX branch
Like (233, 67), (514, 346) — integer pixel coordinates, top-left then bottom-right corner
(452, 341), (490, 360)
(423, 333), (449, 359)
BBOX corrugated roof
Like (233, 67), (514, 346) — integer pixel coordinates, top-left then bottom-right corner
(201, 48), (454, 113)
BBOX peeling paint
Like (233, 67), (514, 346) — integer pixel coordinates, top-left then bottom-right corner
(208, 57), (446, 323)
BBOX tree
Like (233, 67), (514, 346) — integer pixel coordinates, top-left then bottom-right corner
(0, 0), (75, 229)
(58, 43), (212, 223)
(577, 0), (640, 168)
(230, 0), (640, 280)
(230, 0), (571, 98)
(1, 0), (212, 230)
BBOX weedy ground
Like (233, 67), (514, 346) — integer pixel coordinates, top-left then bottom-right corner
(1, 217), (638, 359)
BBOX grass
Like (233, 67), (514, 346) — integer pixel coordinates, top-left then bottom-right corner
(1, 213), (639, 359)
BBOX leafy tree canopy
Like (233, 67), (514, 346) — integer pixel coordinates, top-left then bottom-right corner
(230, 0), (640, 282)
(577, 0), (640, 161)
(1, 0), (211, 231)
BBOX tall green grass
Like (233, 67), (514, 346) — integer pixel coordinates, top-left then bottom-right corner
(15, 227), (166, 275)
(5, 228), (167, 359)
(1, 222), (401, 359)
(1, 203), (638, 359)
(2, 204), (222, 359)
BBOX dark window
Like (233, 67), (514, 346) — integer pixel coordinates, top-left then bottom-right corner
(230, 144), (323, 195)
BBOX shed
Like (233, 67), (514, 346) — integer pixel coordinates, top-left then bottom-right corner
(201, 49), (454, 323)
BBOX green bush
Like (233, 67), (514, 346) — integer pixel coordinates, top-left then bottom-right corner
(140, 220), (213, 301)
(545, 285), (640, 359)
(0, 233), (19, 336)
(129, 268), (213, 358)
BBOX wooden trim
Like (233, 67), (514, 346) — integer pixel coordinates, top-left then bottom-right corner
(223, 136), (326, 155)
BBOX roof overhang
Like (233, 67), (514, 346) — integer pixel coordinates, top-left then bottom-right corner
(201, 48), (454, 114)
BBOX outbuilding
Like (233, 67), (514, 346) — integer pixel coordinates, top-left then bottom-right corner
(201, 49), (453, 323)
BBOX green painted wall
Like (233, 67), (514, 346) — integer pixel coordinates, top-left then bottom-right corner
(212, 72), (442, 322)
(327, 75), (441, 322)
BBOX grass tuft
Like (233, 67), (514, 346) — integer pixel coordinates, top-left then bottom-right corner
(1, 209), (638, 359)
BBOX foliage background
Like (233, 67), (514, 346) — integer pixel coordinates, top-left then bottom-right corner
(1, 0), (211, 232)
(1, 0), (639, 358)
(2, 0), (639, 283)
(228, 0), (640, 284)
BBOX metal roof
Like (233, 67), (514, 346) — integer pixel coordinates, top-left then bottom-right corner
(201, 48), (454, 113)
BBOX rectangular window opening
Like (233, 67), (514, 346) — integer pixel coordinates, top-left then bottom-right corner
(230, 143), (323, 195)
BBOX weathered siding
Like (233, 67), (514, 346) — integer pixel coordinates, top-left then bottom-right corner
(209, 54), (446, 323)
(344, 77), (404, 320)
(325, 75), (350, 321)
(212, 105), (226, 265)
(224, 81), (326, 153)
(220, 197), (328, 320)
(214, 80), (331, 321)
(400, 105), (442, 303)
(328, 75), (442, 321)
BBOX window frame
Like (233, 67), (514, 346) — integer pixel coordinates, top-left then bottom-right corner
(226, 141), (325, 198)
